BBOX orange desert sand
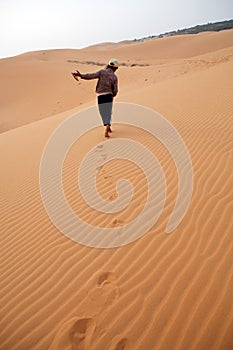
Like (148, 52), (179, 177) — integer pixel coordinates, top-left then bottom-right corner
(0, 30), (233, 349)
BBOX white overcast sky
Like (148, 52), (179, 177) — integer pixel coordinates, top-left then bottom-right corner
(0, 0), (232, 58)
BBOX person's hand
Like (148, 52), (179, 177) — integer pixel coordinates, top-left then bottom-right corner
(72, 70), (81, 77)
(71, 71), (80, 81)
(75, 70), (81, 77)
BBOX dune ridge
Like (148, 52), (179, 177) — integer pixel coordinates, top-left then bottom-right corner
(0, 29), (233, 349)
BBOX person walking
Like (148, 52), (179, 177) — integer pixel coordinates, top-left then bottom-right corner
(72, 58), (119, 138)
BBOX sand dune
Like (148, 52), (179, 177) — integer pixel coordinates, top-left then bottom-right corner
(0, 29), (233, 133)
(0, 30), (233, 349)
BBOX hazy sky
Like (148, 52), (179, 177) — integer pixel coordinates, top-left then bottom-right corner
(0, 0), (232, 58)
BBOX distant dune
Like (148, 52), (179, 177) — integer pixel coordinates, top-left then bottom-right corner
(0, 29), (233, 133)
(0, 29), (233, 350)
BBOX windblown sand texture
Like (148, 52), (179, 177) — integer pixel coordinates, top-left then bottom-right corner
(0, 30), (233, 349)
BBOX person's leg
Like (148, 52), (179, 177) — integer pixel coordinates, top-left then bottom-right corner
(105, 124), (112, 137)
(104, 95), (113, 137)
(97, 94), (113, 137)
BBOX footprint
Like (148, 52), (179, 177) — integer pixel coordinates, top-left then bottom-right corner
(114, 338), (131, 350)
(109, 193), (117, 201)
(48, 317), (95, 350)
(98, 272), (117, 287)
(95, 147), (108, 169)
(69, 318), (95, 350)
(104, 175), (112, 180)
(88, 271), (120, 308)
(75, 273), (120, 319)
(112, 219), (125, 226)
(98, 271), (120, 299)
(110, 337), (131, 350)
(49, 275), (121, 350)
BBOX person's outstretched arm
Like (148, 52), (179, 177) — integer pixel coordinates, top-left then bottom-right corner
(72, 70), (101, 80)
